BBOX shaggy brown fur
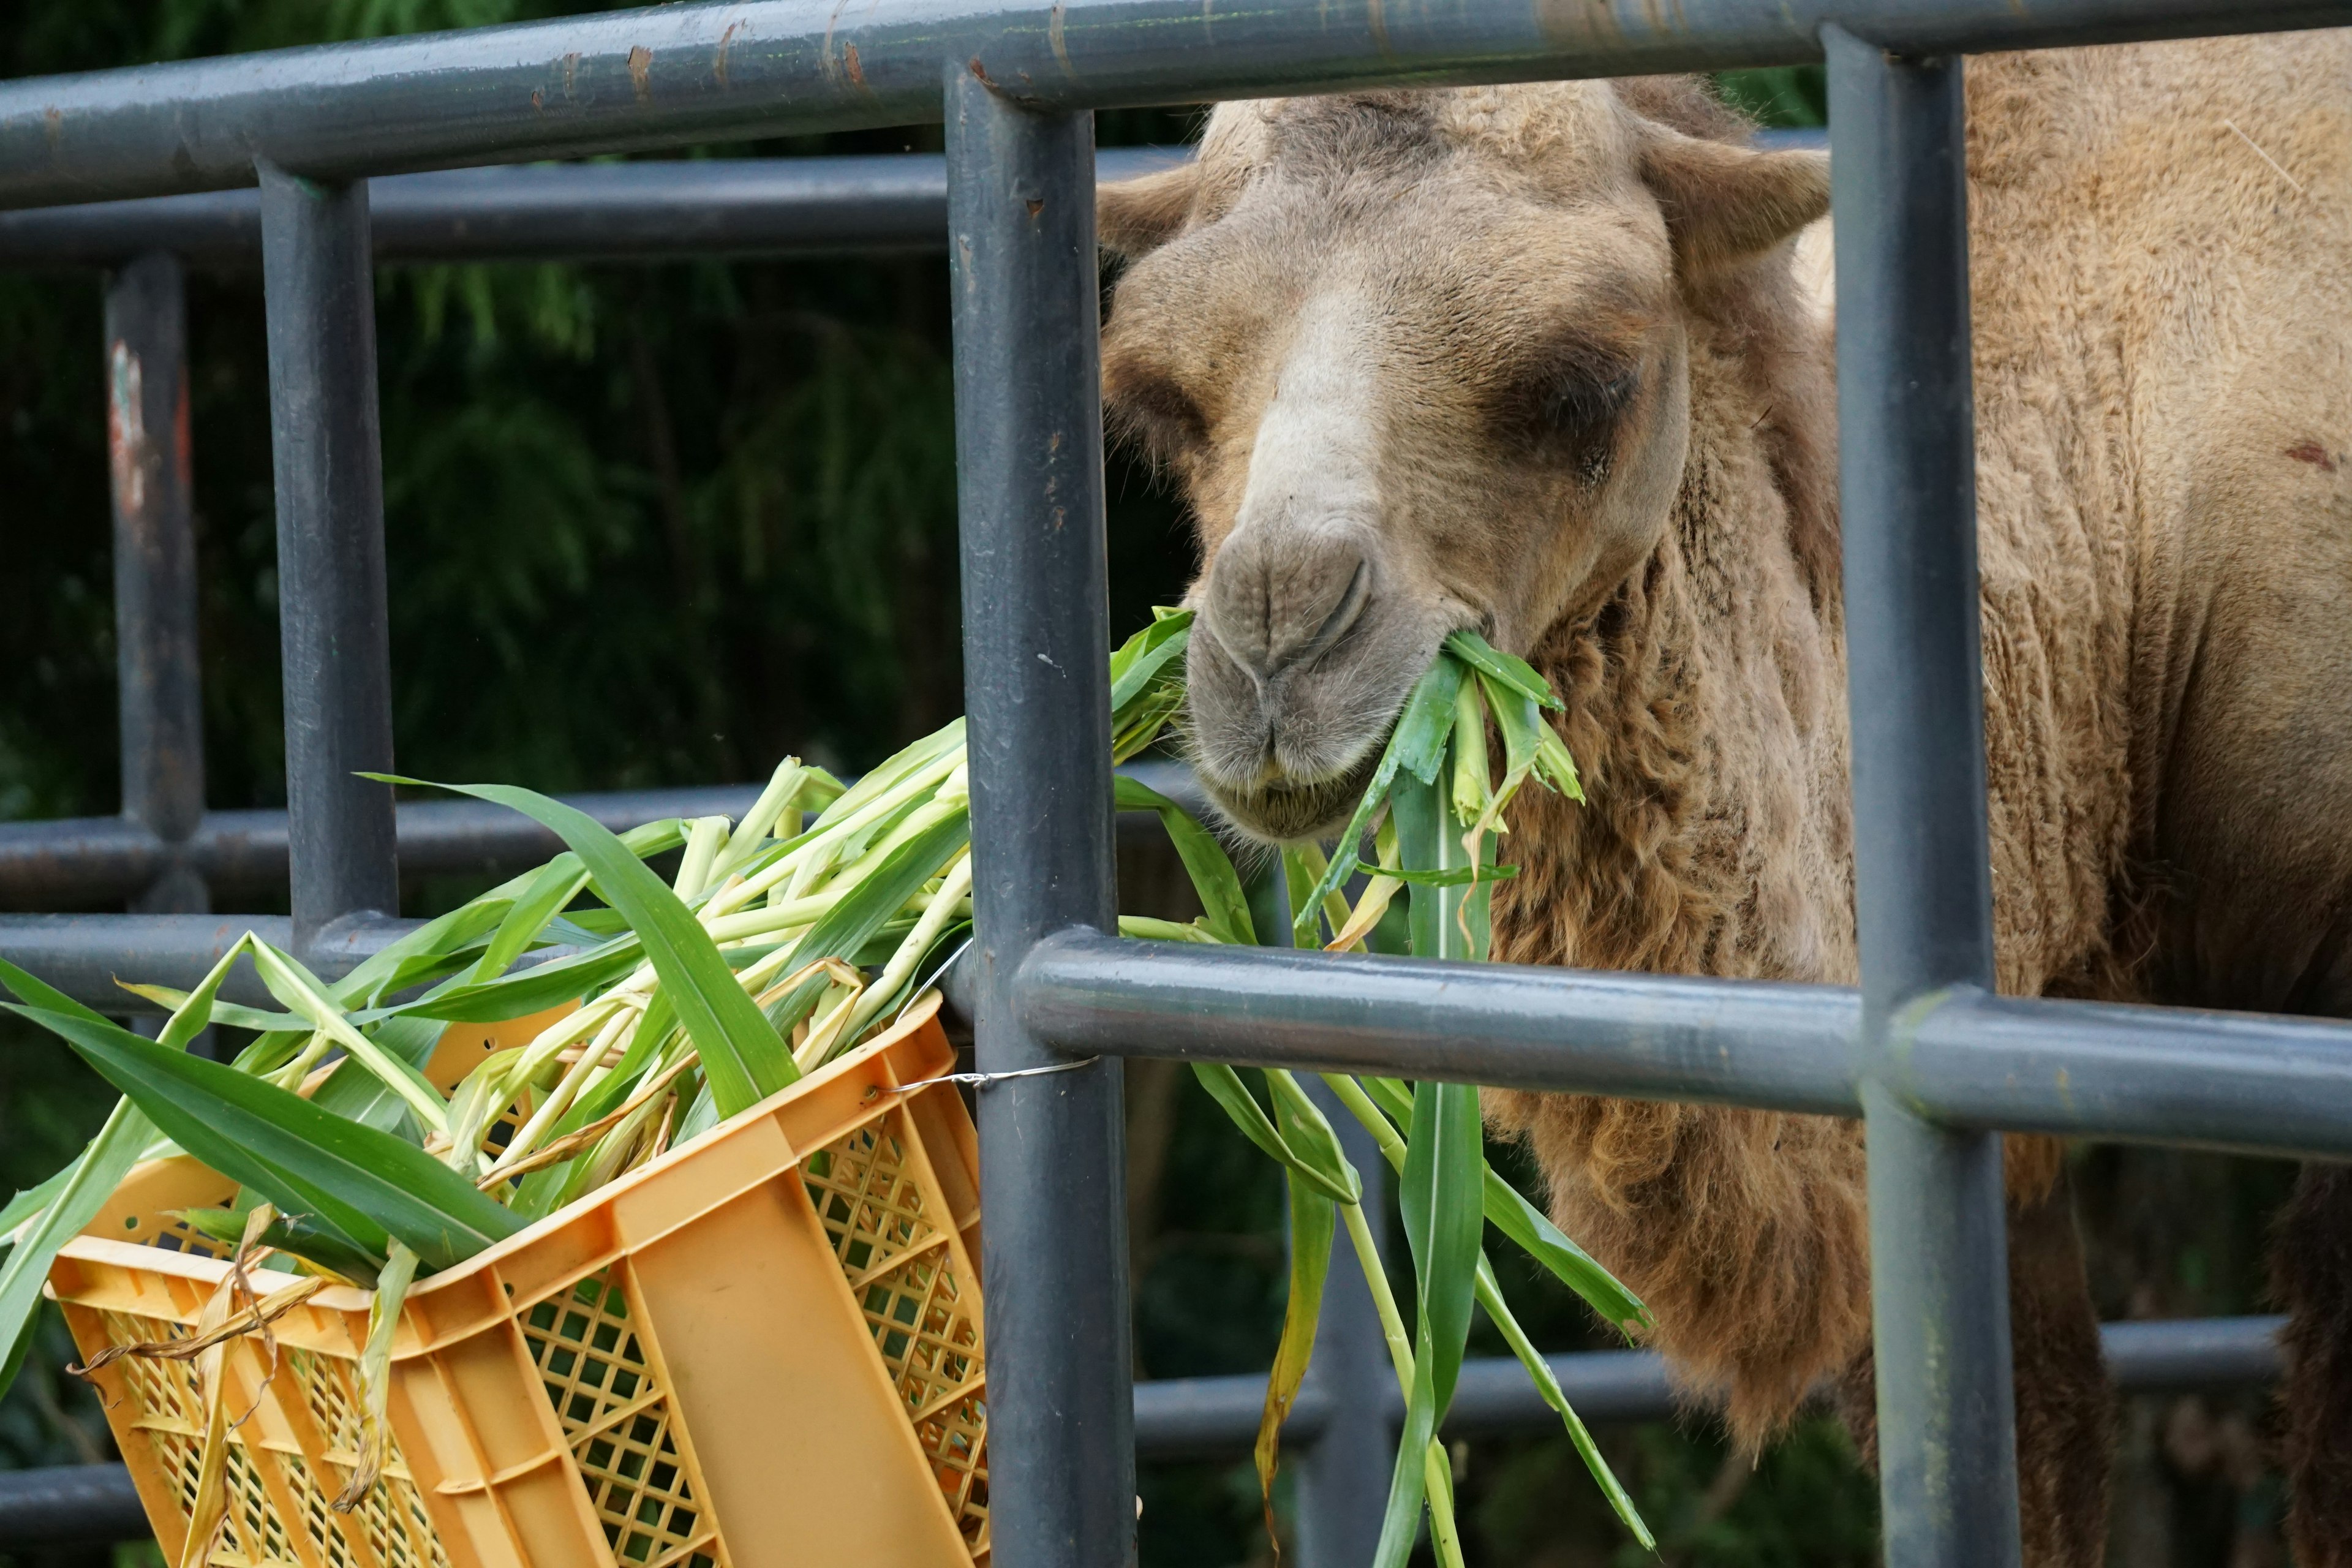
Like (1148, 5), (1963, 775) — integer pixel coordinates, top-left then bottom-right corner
(1099, 34), (2352, 1564)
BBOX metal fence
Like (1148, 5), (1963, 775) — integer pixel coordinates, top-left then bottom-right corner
(0, 2), (2343, 1563)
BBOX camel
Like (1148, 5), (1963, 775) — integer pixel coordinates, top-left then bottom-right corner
(1096, 34), (2352, 1566)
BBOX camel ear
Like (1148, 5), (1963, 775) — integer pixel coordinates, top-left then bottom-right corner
(1638, 132), (1831, 277)
(1098, 162), (1201, 257)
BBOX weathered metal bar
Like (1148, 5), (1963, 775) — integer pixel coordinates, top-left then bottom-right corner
(104, 251), (207, 918)
(1018, 931), (1866, 1116)
(0, 911), (325, 1009)
(1902, 989), (2352, 1163)
(256, 164), (399, 955)
(945, 66), (1134, 1567)
(0, 149), (1189, 266)
(1827, 31), (2020, 1567)
(0, 763), (1204, 908)
(0, 1316), (2283, 1547)
(1, 1), (2341, 209)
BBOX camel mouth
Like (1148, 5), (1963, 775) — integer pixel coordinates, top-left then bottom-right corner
(1192, 738), (1387, 843)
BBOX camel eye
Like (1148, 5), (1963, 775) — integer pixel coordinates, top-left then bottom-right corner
(1491, 358), (1640, 483)
(1105, 368), (1210, 466)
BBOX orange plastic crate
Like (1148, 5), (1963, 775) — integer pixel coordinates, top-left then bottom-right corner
(47, 993), (988, 1568)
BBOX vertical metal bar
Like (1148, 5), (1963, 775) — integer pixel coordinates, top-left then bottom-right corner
(1294, 1077), (1391, 1568)
(104, 250), (207, 917)
(1824, 30), (2022, 1568)
(256, 163), (398, 951)
(944, 66), (1135, 1568)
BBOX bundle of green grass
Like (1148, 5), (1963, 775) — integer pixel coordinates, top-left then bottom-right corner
(0, 612), (1650, 1565)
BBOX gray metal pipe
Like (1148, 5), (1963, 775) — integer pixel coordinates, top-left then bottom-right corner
(1017, 930), (1865, 1117)
(257, 164), (400, 954)
(0, 149), (1189, 266)
(1828, 35), (2018, 1565)
(103, 252), (208, 919)
(0, 1317), (2282, 1545)
(0, 911), (405, 1009)
(0, 1), (2338, 209)
(946, 66), (1136, 1566)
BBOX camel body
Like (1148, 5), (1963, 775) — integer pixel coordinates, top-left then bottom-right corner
(1098, 34), (2352, 1564)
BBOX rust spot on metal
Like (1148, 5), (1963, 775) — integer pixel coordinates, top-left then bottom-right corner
(1025, 197), (1044, 218)
(43, 106), (62, 146)
(968, 57), (997, 88)
(531, 88), (545, 110)
(843, 42), (865, 87)
(628, 45), (654, 103)
(107, 341), (148, 517)
(715, 20), (742, 88)
(2286, 441), (2338, 473)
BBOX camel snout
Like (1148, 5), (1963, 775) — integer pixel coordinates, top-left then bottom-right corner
(1199, 522), (1378, 687)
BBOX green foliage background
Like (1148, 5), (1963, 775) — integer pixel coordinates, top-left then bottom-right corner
(0, 18), (2286, 1566)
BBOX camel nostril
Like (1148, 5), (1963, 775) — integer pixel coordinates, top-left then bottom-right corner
(1203, 525), (1379, 684)
(1295, 557), (1373, 672)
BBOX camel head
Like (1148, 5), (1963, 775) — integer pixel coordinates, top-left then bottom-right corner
(1099, 84), (1828, 840)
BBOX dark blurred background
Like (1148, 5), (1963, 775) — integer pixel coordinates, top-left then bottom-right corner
(0, 9), (2293, 1564)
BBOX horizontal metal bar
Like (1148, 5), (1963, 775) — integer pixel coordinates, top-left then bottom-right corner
(0, 1461), (146, 1545)
(1017, 930), (1865, 1117)
(0, 148), (1188, 267)
(0, 1), (2335, 209)
(0, 911), (412, 1009)
(1902, 987), (2352, 1162)
(0, 1316), (2280, 1544)
(1137, 1316), (2283, 1458)
(0, 763), (1204, 908)
(0, 786), (761, 907)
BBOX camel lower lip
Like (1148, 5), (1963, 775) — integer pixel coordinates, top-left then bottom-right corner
(1197, 748), (1384, 842)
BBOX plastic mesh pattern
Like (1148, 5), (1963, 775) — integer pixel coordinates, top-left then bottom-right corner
(521, 1270), (723, 1568)
(809, 1113), (990, 1558)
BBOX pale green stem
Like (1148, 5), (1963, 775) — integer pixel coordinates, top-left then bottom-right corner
(842, 851), (973, 1041)
(489, 1000), (639, 1174)
(269, 1030), (336, 1093)
(671, 816), (731, 900)
(1341, 1201), (1414, 1392)
(701, 751), (953, 918)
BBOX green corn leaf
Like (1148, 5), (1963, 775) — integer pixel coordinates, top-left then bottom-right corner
(330, 894), (520, 1010)
(472, 857), (592, 986)
(1380, 862), (1520, 889)
(366, 776), (794, 1119)
(1117, 775), (1254, 946)
(1441, 630), (1563, 712)
(15, 1004), (520, 1270)
(0, 949), (268, 1401)
(1401, 1079), (1485, 1418)
(1191, 1064), (1299, 1173)
(249, 942), (450, 1134)
(0, 1167), (73, 1246)
(1294, 655), (1467, 941)
(178, 1206), (385, 1289)
(816, 721), (966, 828)
(1481, 1168), (1648, 1332)
(1332, 1071), (1649, 1334)
(0, 1093), (152, 1404)
(1391, 656), (1469, 786)
(1117, 916), (1222, 944)
(1255, 1173), (1335, 1550)
(1371, 1345), (1441, 1568)
(1476, 671), (1545, 793)
(1109, 609), (1194, 713)
(1474, 1253), (1654, 1548)
(1451, 675), (1492, 830)
(1534, 723), (1586, 802)
(1265, 1069), (1363, 1205)
(395, 937), (645, 1023)
(1373, 1077), (1486, 1568)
